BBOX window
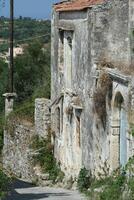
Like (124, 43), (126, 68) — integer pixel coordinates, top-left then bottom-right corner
(58, 30), (64, 72)
(64, 31), (73, 88)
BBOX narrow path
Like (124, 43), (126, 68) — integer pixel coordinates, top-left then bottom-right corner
(5, 179), (86, 200)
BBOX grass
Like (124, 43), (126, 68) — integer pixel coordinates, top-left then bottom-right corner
(4, 99), (34, 138)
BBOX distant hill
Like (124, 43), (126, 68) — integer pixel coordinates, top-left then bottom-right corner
(0, 17), (51, 52)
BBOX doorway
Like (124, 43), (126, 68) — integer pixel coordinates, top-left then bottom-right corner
(110, 92), (127, 170)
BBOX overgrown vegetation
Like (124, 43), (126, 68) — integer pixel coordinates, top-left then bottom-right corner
(77, 168), (92, 192)
(93, 72), (112, 128)
(0, 115), (4, 155)
(78, 157), (134, 200)
(14, 40), (51, 104)
(0, 169), (11, 199)
(129, 123), (134, 137)
(0, 17), (51, 195)
(31, 133), (64, 183)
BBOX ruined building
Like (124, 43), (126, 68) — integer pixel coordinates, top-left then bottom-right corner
(51, 0), (134, 178)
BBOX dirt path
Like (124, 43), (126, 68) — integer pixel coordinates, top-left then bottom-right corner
(5, 179), (86, 200)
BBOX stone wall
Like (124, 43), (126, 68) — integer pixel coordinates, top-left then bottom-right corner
(35, 98), (51, 138)
(3, 98), (51, 181)
(3, 122), (35, 181)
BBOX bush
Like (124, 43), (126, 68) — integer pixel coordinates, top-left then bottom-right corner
(77, 168), (92, 192)
(100, 175), (126, 200)
(31, 134), (64, 183)
(0, 169), (11, 198)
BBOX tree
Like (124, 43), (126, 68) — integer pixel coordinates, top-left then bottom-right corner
(14, 39), (51, 103)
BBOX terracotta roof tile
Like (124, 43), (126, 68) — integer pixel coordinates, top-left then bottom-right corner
(54, 0), (104, 12)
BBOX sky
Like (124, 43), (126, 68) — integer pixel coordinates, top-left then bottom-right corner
(0, 0), (60, 19)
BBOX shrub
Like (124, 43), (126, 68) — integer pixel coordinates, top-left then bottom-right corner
(31, 133), (64, 183)
(0, 169), (11, 198)
(129, 124), (134, 137)
(100, 175), (126, 200)
(77, 168), (92, 192)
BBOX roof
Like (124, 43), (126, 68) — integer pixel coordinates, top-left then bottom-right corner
(54, 0), (104, 12)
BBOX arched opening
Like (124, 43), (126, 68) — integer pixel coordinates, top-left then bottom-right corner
(110, 92), (127, 171)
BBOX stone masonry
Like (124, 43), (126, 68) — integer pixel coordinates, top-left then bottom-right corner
(3, 98), (51, 181)
(3, 122), (35, 181)
(35, 98), (51, 138)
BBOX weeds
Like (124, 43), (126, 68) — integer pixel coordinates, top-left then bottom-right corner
(129, 124), (134, 137)
(77, 168), (92, 192)
(78, 157), (134, 200)
(31, 133), (64, 183)
(0, 169), (11, 199)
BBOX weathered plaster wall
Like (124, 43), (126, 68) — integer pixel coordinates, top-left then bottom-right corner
(51, 0), (134, 178)
(91, 0), (130, 66)
(51, 9), (93, 177)
(129, 0), (134, 63)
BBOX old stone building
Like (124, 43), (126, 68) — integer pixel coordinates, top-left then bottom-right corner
(51, 0), (134, 178)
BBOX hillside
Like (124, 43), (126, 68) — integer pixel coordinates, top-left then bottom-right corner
(0, 17), (51, 52)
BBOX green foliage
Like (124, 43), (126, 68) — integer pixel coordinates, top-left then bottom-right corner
(0, 19), (51, 113)
(127, 178), (134, 199)
(129, 124), (134, 137)
(14, 40), (50, 103)
(77, 168), (92, 192)
(31, 134), (64, 183)
(0, 115), (5, 155)
(125, 156), (134, 178)
(0, 169), (11, 198)
(99, 175), (126, 200)
(82, 158), (134, 200)
(0, 59), (8, 113)
(0, 17), (51, 52)
(0, 43), (8, 53)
